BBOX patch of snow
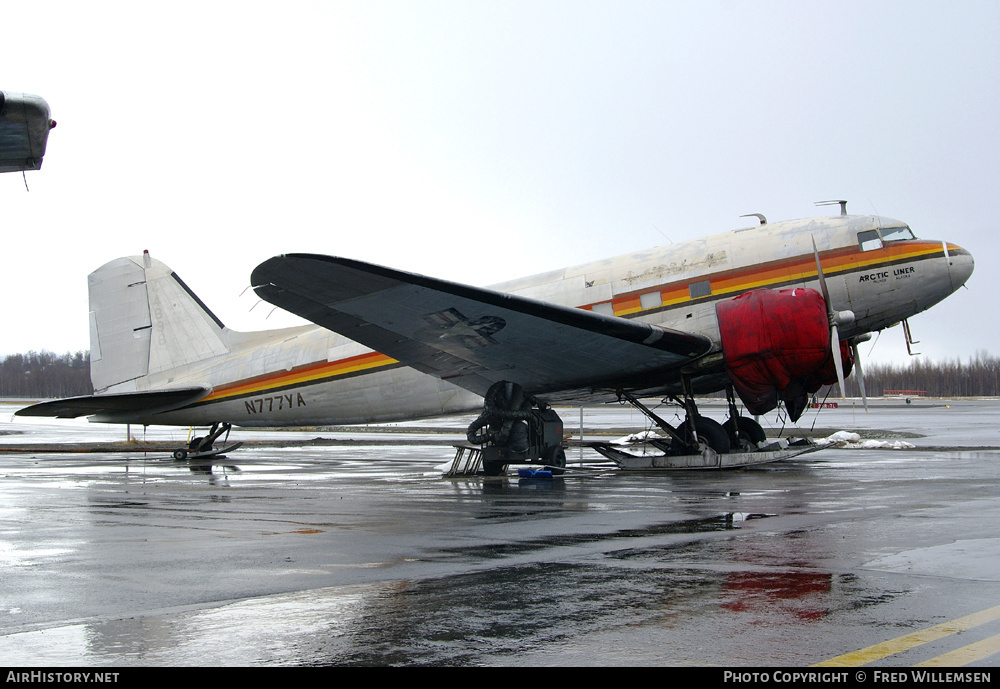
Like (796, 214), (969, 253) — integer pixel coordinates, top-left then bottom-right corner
(612, 430), (665, 445)
(818, 430), (915, 449)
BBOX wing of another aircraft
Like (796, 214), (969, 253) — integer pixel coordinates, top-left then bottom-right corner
(16, 386), (209, 421)
(251, 254), (713, 400)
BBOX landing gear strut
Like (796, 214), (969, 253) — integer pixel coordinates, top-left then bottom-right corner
(723, 385), (766, 451)
(615, 378), (763, 456)
(466, 381), (566, 476)
(172, 422), (234, 460)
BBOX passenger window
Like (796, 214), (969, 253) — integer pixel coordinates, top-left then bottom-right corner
(689, 280), (711, 299)
(640, 291), (662, 309)
(858, 230), (883, 251)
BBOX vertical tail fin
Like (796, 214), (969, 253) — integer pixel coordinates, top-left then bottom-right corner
(88, 251), (230, 392)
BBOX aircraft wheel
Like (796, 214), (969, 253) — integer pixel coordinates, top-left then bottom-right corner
(545, 446), (567, 475)
(172, 449), (188, 460)
(482, 460), (506, 476)
(678, 417), (731, 454)
(724, 416), (766, 450)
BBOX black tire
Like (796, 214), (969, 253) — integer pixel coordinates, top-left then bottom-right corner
(483, 461), (506, 476)
(678, 416), (731, 454)
(724, 416), (766, 450)
(172, 449), (187, 460)
(545, 445), (567, 475)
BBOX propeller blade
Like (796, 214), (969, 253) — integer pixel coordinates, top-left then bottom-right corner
(852, 341), (869, 412)
(831, 323), (846, 398)
(814, 235), (845, 399)
(812, 235), (832, 308)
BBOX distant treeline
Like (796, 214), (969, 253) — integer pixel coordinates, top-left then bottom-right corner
(0, 351), (92, 398)
(828, 350), (1000, 399)
(2, 349), (1000, 400)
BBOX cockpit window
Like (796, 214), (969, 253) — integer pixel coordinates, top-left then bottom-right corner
(858, 230), (883, 251)
(858, 225), (916, 251)
(881, 225), (916, 242)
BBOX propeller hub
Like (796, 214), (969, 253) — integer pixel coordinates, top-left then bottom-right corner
(832, 310), (855, 327)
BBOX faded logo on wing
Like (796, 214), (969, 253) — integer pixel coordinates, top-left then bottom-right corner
(422, 308), (506, 348)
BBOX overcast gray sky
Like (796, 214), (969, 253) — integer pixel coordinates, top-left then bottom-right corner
(3, 1), (997, 365)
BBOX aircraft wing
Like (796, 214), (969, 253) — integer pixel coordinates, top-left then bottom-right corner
(252, 254), (713, 400)
(0, 92), (55, 172)
(16, 386), (209, 421)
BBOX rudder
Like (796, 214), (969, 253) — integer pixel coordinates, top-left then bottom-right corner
(88, 251), (230, 392)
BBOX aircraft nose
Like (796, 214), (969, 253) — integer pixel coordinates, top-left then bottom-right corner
(946, 243), (974, 291)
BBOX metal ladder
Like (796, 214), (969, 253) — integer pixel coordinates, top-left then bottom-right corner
(445, 446), (484, 477)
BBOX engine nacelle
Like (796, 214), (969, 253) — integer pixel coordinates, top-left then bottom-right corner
(716, 288), (852, 421)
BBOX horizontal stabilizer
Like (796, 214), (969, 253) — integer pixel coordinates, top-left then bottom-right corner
(16, 386), (209, 421)
(252, 254), (713, 398)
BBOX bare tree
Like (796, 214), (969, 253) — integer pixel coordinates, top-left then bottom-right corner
(0, 351), (92, 398)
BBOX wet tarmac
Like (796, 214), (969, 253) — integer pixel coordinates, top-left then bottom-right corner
(1, 399), (999, 666)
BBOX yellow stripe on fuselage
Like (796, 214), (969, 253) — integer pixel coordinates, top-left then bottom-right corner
(592, 240), (949, 318)
(200, 351), (399, 403)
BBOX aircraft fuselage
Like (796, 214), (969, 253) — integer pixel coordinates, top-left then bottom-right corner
(80, 213), (976, 427)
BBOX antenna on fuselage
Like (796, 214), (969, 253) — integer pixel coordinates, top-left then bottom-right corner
(740, 213), (767, 225)
(651, 223), (673, 243)
(815, 200), (848, 216)
(868, 198), (884, 228)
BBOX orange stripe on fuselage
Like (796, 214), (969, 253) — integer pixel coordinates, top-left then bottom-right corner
(588, 240), (948, 318)
(200, 351), (399, 402)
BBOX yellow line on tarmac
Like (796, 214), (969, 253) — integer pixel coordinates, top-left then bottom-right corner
(914, 632), (1000, 667)
(812, 604), (1000, 667)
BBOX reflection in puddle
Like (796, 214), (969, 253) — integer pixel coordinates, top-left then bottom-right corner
(721, 571), (832, 621)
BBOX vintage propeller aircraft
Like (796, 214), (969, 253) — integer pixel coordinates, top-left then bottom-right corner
(18, 203), (974, 472)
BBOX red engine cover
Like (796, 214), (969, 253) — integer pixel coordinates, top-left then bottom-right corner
(716, 288), (852, 421)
